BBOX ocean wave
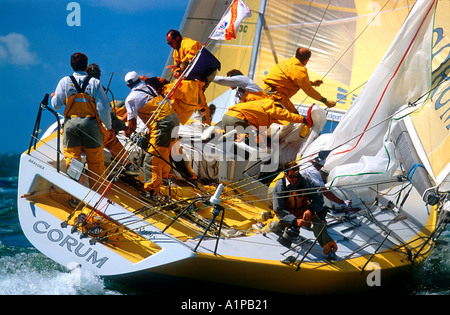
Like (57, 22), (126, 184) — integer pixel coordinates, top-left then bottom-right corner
(411, 231), (450, 295)
(0, 178), (18, 193)
(0, 243), (121, 295)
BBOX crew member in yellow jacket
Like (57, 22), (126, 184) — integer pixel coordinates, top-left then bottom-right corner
(263, 47), (336, 113)
(222, 98), (312, 131)
(166, 29), (211, 124)
(124, 72), (179, 202)
(163, 80), (201, 125)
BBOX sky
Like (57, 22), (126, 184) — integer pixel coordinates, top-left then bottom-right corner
(0, 0), (190, 154)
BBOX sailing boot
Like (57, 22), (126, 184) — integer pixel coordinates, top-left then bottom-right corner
(323, 241), (338, 260)
(278, 226), (300, 247)
(140, 190), (159, 203)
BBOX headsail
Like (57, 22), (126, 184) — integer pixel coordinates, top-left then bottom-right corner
(323, 0), (437, 170)
(322, 0), (449, 204)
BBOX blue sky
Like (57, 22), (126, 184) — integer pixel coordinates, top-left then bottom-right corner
(0, 0), (189, 153)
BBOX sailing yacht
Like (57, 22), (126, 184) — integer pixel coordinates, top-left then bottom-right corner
(17, 0), (449, 294)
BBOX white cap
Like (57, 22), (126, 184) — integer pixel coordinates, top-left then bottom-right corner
(125, 71), (139, 83)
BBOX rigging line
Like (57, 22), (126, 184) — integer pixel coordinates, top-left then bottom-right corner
(26, 138), (103, 220)
(104, 150), (204, 206)
(333, 80), (367, 105)
(320, 0), (391, 80)
(29, 130), (119, 223)
(227, 175), (402, 207)
(80, 192), (211, 237)
(100, 201), (215, 241)
(56, 110), (139, 181)
(63, 114), (140, 185)
(294, 0), (314, 46)
(307, 0), (331, 50)
(223, 176), (398, 206)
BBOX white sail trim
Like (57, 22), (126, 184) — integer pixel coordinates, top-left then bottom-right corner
(403, 115), (436, 182)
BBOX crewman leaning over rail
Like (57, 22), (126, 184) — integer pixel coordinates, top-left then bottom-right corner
(123, 72), (180, 202)
(51, 52), (114, 192)
(166, 29), (211, 125)
(262, 47), (336, 113)
(221, 98), (313, 145)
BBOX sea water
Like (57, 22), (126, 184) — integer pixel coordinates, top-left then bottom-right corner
(1, 153), (448, 295)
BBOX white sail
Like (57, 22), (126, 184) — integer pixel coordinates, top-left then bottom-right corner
(323, 0), (438, 184)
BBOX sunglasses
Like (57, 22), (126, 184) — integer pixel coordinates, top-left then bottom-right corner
(285, 171), (299, 178)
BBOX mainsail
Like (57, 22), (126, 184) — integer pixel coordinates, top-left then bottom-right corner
(166, 0), (417, 127)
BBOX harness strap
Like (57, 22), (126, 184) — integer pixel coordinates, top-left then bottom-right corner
(69, 75), (93, 93)
(135, 86), (158, 98)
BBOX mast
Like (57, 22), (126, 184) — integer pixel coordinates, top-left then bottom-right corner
(247, 0), (267, 80)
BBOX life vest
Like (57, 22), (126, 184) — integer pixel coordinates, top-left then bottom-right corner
(282, 176), (311, 219)
(64, 75), (99, 121)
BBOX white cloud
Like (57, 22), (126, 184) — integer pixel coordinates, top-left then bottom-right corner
(0, 33), (38, 66)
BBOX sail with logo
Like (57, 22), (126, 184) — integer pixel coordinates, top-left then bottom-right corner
(408, 1), (450, 187)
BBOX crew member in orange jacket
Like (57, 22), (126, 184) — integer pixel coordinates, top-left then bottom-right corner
(166, 29), (211, 124)
(263, 47), (336, 113)
(222, 98), (312, 131)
